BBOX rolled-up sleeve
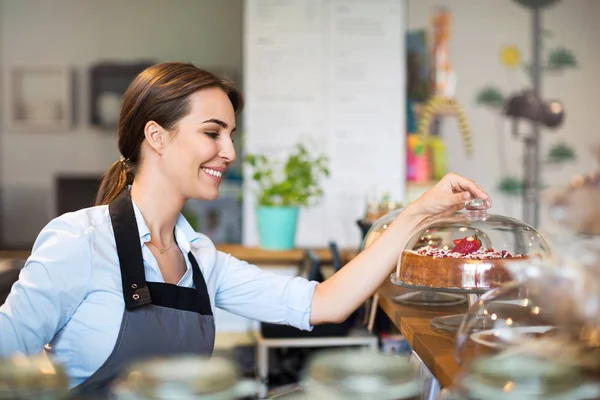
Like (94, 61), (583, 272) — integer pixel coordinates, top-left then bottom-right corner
(214, 252), (318, 331)
(0, 217), (91, 356)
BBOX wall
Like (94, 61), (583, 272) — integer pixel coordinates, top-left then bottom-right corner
(408, 0), (600, 222)
(3, 0), (598, 247)
(242, 0), (406, 248)
(0, 0), (243, 248)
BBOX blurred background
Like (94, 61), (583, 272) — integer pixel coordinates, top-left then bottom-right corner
(0, 0), (597, 251)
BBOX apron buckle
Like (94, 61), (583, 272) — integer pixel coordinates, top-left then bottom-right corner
(125, 286), (152, 310)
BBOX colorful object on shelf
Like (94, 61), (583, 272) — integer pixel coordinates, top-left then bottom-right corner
(417, 96), (472, 157)
(407, 134), (430, 183)
(431, 8), (455, 98)
(256, 206), (299, 250)
(406, 99), (417, 133)
(500, 45), (521, 67)
(428, 133), (447, 180)
(406, 30), (429, 102)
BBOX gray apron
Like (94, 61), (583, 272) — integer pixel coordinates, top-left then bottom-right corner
(70, 190), (215, 398)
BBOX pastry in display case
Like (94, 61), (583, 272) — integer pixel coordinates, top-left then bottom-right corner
(363, 208), (466, 307)
(391, 198), (552, 332)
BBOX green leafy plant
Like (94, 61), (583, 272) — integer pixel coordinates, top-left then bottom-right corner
(245, 143), (329, 207)
(498, 176), (525, 196)
(513, 0), (560, 8)
(547, 141), (576, 164)
(476, 86), (505, 109)
(546, 47), (577, 70)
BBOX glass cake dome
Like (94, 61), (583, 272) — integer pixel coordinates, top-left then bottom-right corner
(390, 198), (553, 332)
(363, 207), (466, 307)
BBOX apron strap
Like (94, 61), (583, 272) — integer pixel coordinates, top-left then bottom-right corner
(188, 253), (213, 316)
(109, 190), (152, 310)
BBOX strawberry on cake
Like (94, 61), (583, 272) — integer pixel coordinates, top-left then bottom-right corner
(399, 235), (526, 290)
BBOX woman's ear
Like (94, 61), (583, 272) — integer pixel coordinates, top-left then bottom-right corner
(144, 121), (168, 155)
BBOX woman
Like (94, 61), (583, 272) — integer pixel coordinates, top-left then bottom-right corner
(0, 62), (490, 396)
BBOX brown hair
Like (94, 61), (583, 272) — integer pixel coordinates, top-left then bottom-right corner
(95, 62), (244, 205)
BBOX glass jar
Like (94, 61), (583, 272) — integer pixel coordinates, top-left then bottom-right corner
(274, 350), (423, 399)
(455, 255), (600, 371)
(0, 353), (68, 400)
(442, 354), (600, 400)
(111, 355), (255, 400)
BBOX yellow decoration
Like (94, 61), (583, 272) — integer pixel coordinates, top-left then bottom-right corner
(417, 96), (472, 157)
(500, 45), (521, 67)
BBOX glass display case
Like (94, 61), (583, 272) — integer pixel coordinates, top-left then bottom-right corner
(391, 198), (553, 332)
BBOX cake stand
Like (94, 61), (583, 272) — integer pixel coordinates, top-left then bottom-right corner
(390, 274), (485, 333)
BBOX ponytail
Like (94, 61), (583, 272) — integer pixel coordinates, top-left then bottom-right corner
(95, 158), (132, 206)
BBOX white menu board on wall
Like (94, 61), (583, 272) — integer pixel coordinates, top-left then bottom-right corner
(243, 0), (406, 248)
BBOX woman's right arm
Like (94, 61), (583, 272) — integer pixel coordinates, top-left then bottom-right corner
(0, 217), (91, 356)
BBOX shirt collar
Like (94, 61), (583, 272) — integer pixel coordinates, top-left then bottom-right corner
(130, 197), (201, 252)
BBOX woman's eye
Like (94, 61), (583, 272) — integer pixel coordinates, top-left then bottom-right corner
(205, 131), (219, 139)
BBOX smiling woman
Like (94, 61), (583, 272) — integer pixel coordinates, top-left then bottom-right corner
(0, 62), (491, 398)
(95, 63), (243, 207)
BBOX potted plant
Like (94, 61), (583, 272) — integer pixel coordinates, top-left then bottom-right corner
(245, 143), (329, 250)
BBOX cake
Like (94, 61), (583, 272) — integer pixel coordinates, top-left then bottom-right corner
(398, 235), (528, 290)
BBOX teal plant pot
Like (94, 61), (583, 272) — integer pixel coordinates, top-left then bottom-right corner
(256, 206), (299, 250)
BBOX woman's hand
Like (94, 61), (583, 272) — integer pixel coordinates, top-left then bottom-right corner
(409, 172), (492, 219)
(310, 172), (492, 326)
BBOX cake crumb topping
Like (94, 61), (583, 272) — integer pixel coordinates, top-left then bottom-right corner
(411, 245), (523, 260)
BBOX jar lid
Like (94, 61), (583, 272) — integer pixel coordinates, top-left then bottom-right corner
(0, 354), (68, 399)
(305, 350), (421, 399)
(462, 355), (587, 399)
(115, 355), (239, 398)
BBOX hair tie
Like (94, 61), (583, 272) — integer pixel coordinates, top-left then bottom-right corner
(119, 156), (129, 167)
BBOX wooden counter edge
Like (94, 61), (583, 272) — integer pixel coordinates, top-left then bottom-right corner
(376, 279), (467, 388)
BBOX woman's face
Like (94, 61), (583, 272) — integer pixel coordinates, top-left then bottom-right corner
(161, 87), (237, 201)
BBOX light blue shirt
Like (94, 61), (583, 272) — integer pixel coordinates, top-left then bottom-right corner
(0, 199), (318, 388)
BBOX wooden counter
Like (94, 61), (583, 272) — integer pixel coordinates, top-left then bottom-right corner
(216, 244), (358, 266)
(376, 278), (468, 388)
(0, 245), (358, 266)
